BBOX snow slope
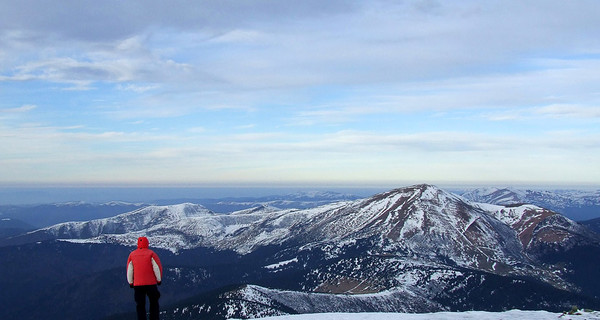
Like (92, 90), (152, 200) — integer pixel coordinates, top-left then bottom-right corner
(240, 310), (600, 320)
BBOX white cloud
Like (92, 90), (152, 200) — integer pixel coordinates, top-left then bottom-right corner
(1, 124), (598, 183)
(534, 104), (600, 119)
(0, 104), (36, 113)
(1, 1), (599, 185)
(117, 83), (159, 93)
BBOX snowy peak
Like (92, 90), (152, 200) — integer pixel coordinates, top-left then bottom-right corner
(341, 185), (526, 271)
(214, 184), (528, 274)
(351, 184), (483, 241)
(371, 184), (468, 210)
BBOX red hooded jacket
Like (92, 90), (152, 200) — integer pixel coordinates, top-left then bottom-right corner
(127, 237), (163, 286)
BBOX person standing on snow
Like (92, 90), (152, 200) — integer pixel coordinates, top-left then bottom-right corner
(127, 236), (163, 320)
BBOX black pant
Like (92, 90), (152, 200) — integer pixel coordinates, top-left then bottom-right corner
(134, 285), (161, 320)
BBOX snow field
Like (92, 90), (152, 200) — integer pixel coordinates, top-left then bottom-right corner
(236, 310), (600, 320)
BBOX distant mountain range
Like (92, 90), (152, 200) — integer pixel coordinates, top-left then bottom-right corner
(0, 191), (360, 228)
(0, 201), (148, 229)
(0, 191), (361, 242)
(1, 187), (597, 235)
(459, 187), (600, 221)
(1, 184), (599, 320)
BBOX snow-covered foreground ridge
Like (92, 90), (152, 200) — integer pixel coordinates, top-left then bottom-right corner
(238, 310), (600, 320)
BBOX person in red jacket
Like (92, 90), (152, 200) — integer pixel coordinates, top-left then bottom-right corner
(127, 236), (163, 320)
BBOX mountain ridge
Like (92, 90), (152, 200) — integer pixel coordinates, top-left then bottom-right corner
(8, 184), (597, 285)
(2, 184), (600, 320)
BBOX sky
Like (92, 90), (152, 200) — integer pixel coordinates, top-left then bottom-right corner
(1, 0), (599, 188)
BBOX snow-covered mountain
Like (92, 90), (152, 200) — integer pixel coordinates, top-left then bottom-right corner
(3, 184), (600, 320)
(14, 203), (274, 250)
(32, 184), (593, 259)
(461, 187), (600, 221)
(16, 185), (598, 279)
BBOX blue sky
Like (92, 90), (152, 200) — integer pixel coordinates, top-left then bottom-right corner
(0, 0), (599, 187)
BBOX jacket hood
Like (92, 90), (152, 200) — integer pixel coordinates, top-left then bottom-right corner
(137, 237), (149, 249)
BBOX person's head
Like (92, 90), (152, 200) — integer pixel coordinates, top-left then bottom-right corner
(137, 236), (149, 249)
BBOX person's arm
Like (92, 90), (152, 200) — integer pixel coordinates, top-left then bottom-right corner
(126, 257), (134, 287)
(151, 253), (163, 284)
